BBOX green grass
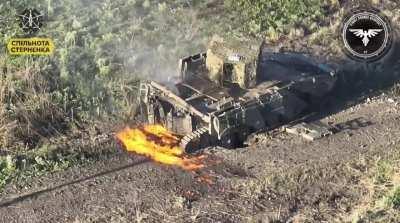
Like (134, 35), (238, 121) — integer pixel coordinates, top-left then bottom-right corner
(374, 159), (393, 185)
(0, 146), (77, 191)
(224, 0), (335, 36)
(0, 156), (15, 189)
(350, 150), (400, 223)
(0, 138), (117, 192)
(386, 187), (400, 209)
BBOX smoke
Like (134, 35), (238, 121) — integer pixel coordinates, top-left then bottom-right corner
(122, 44), (182, 84)
(91, 0), (210, 83)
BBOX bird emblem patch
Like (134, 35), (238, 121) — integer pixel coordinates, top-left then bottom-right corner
(342, 9), (392, 61)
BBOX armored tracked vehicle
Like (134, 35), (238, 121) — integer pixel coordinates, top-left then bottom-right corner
(136, 37), (337, 152)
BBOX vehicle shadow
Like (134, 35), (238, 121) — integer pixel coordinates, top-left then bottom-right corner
(0, 157), (149, 208)
(332, 117), (373, 133)
(305, 37), (400, 124)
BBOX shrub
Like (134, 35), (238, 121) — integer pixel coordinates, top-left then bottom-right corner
(0, 155), (15, 188)
(386, 187), (400, 209)
(374, 160), (393, 184)
(224, 0), (327, 35)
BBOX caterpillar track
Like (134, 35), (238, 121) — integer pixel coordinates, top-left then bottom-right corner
(180, 127), (215, 153)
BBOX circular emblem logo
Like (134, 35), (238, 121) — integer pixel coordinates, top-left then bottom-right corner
(342, 9), (392, 61)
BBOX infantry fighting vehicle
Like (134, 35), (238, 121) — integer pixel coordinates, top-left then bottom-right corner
(136, 37), (337, 152)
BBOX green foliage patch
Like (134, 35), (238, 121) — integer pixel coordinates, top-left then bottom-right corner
(0, 142), (110, 192)
(386, 187), (400, 209)
(374, 159), (394, 185)
(224, 0), (330, 35)
(0, 156), (15, 189)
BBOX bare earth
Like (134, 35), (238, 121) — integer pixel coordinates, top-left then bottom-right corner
(0, 94), (399, 222)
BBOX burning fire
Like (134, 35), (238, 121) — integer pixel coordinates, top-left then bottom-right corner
(116, 124), (205, 171)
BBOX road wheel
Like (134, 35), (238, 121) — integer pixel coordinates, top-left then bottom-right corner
(220, 132), (241, 149)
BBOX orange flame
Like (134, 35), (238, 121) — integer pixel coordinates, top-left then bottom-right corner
(116, 124), (205, 171)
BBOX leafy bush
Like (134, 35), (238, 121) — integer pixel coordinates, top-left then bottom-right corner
(0, 155), (15, 188)
(225, 0), (327, 35)
(386, 187), (400, 209)
(0, 143), (101, 191)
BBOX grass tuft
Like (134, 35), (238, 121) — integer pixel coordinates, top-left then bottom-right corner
(386, 187), (400, 209)
(374, 159), (393, 185)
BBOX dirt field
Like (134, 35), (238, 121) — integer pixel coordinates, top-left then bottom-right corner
(0, 89), (399, 222)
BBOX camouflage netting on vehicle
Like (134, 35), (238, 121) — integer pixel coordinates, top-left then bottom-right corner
(206, 36), (260, 89)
